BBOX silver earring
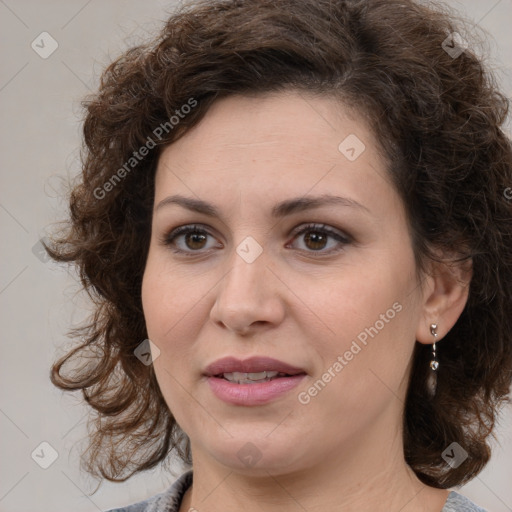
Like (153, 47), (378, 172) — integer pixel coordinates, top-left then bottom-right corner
(427, 323), (439, 397)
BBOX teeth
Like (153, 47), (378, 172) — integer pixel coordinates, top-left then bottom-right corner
(222, 371), (281, 384)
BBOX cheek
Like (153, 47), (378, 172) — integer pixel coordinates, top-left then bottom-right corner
(142, 253), (197, 336)
(308, 256), (418, 383)
(141, 254), (215, 374)
(312, 266), (402, 337)
(296, 276), (415, 434)
(141, 259), (205, 412)
(141, 258), (168, 339)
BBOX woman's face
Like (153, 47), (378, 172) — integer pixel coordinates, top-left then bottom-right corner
(142, 91), (430, 474)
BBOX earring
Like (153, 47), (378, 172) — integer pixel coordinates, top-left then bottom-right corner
(427, 323), (439, 397)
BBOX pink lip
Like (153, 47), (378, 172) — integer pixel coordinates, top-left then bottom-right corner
(206, 375), (307, 406)
(203, 356), (306, 376)
(203, 356), (307, 406)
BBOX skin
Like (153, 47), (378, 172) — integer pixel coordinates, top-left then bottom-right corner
(141, 91), (471, 512)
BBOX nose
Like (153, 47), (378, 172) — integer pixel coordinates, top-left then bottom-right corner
(209, 250), (286, 335)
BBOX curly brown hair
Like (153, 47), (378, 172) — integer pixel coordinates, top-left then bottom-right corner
(47, 0), (512, 487)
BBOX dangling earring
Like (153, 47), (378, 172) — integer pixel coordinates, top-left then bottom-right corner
(427, 323), (439, 397)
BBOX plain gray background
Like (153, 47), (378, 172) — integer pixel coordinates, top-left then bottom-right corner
(1, 1), (511, 511)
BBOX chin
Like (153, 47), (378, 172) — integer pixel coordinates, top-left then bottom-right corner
(205, 434), (310, 476)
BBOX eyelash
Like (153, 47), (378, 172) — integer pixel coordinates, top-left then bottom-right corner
(161, 223), (352, 257)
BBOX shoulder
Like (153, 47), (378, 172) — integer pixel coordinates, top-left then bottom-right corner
(106, 470), (193, 512)
(442, 491), (488, 512)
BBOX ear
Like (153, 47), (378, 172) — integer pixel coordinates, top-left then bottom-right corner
(415, 255), (473, 344)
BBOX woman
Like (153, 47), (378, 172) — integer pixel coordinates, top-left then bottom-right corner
(47, 0), (512, 511)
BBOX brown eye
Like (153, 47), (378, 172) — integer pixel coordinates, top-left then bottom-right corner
(163, 224), (222, 255)
(303, 231), (328, 250)
(288, 223), (351, 254)
(184, 232), (208, 250)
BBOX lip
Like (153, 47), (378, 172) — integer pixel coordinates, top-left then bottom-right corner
(206, 374), (306, 406)
(203, 356), (307, 377)
(203, 356), (307, 406)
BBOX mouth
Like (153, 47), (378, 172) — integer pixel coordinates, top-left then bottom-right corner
(217, 370), (295, 384)
(203, 356), (307, 405)
(203, 356), (307, 380)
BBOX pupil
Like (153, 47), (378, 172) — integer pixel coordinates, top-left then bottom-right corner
(186, 232), (206, 249)
(305, 231), (327, 250)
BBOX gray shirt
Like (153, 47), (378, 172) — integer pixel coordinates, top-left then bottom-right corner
(107, 470), (487, 512)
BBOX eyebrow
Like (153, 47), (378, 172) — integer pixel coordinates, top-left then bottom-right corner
(155, 193), (371, 218)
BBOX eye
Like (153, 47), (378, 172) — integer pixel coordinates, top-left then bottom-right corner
(161, 222), (351, 257)
(287, 223), (351, 254)
(162, 224), (222, 255)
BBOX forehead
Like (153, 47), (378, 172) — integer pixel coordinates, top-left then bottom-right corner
(154, 91), (398, 217)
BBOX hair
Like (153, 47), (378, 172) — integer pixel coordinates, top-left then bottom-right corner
(47, 0), (512, 488)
